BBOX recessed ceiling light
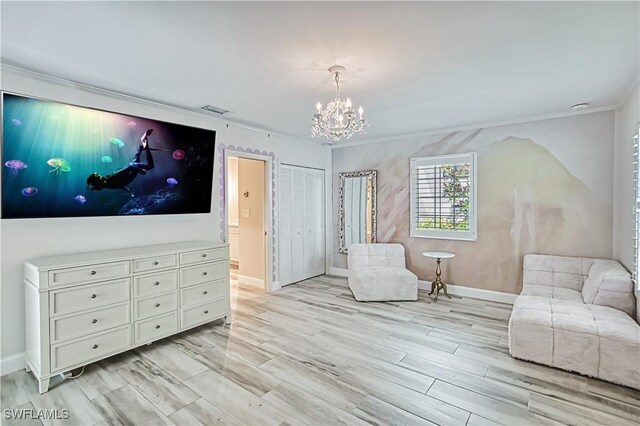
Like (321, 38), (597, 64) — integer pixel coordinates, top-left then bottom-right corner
(571, 103), (589, 111)
(200, 105), (231, 115)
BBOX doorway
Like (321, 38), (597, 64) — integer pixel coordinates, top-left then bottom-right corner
(226, 154), (268, 299)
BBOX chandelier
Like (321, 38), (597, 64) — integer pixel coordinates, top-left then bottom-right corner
(312, 65), (367, 143)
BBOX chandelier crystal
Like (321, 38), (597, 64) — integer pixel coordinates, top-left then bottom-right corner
(312, 65), (367, 143)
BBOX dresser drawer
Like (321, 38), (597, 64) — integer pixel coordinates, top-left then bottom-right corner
(50, 279), (130, 317)
(49, 261), (130, 287)
(134, 292), (177, 321)
(51, 325), (131, 372)
(50, 302), (130, 344)
(132, 254), (177, 273)
(180, 261), (228, 288)
(180, 279), (228, 308)
(180, 247), (228, 265)
(133, 270), (178, 298)
(134, 311), (178, 345)
(180, 296), (228, 330)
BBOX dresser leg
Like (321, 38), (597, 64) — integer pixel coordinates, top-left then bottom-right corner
(224, 315), (231, 325)
(25, 364), (31, 373)
(38, 378), (50, 394)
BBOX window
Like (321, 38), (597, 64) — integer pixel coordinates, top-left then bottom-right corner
(634, 130), (639, 287)
(410, 153), (477, 240)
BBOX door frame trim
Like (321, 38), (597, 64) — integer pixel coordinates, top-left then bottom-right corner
(219, 145), (277, 292)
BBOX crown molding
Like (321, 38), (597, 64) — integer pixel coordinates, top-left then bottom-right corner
(616, 76), (640, 109)
(0, 62), (320, 146)
(330, 105), (617, 149)
(3, 62), (624, 150)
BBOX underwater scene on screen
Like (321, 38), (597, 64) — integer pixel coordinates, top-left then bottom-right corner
(2, 93), (216, 219)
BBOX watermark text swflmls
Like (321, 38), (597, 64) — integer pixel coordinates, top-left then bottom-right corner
(3, 408), (70, 420)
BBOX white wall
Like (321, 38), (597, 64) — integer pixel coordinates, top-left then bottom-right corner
(228, 157), (239, 227)
(612, 81), (639, 323)
(613, 81), (639, 272)
(238, 158), (265, 281)
(227, 157), (240, 263)
(331, 112), (616, 294)
(0, 67), (331, 362)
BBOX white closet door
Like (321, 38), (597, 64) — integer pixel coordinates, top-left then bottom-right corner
(291, 167), (305, 281)
(278, 166), (293, 285)
(279, 165), (326, 286)
(312, 170), (326, 273)
(305, 169), (325, 276)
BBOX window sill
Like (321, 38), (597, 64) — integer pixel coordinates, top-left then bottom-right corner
(410, 233), (477, 242)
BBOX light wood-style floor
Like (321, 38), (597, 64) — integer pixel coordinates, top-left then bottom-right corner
(2, 275), (639, 425)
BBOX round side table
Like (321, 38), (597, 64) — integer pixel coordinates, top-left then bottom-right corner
(422, 251), (455, 301)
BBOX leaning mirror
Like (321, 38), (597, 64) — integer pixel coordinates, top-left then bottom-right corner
(339, 170), (377, 253)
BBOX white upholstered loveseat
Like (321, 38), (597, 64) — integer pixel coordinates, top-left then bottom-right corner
(508, 254), (640, 390)
(347, 243), (418, 302)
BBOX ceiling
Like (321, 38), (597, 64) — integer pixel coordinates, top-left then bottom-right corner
(2, 1), (638, 143)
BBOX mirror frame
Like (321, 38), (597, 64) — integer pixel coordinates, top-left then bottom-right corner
(338, 170), (377, 253)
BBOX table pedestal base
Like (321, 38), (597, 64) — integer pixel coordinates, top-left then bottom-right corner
(428, 258), (452, 301)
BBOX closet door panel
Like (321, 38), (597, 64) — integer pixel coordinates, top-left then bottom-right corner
(278, 166), (293, 285)
(291, 167), (305, 280)
(279, 165), (325, 285)
(312, 170), (326, 273)
(303, 171), (314, 274)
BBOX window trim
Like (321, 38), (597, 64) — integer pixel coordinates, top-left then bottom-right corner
(633, 129), (639, 289)
(409, 152), (478, 241)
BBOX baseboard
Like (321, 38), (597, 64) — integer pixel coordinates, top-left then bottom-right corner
(237, 274), (265, 287)
(1, 352), (25, 376)
(269, 280), (282, 292)
(418, 280), (516, 304)
(328, 267), (348, 277)
(326, 267), (515, 304)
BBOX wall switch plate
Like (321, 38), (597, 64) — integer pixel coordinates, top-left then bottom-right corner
(242, 209), (250, 218)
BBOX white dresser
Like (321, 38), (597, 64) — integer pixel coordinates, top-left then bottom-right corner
(23, 240), (229, 393)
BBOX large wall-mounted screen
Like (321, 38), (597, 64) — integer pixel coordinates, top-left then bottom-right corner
(2, 93), (216, 219)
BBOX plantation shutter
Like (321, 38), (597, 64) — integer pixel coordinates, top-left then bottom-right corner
(410, 153), (477, 241)
(634, 130), (639, 287)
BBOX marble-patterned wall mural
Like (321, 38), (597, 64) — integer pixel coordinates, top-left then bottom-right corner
(332, 112), (615, 294)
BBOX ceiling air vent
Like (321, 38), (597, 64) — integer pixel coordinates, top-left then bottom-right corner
(200, 105), (231, 115)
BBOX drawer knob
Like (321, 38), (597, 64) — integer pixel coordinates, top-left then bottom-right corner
(202, 254), (207, 258)
(203, 291), (208, 295)
(153, 261), (159, 265)
(90, 271), (97, 276)
(204, 310), (209, 314)
(92, 344), (99, 349)
(91, 319), (98, 324)
(91, 294), (97, 299)
(155, 325), (161, 329)
(154, 281), (160, 286)
(155, 303), (161, 308)
(202, 272), (208, 276)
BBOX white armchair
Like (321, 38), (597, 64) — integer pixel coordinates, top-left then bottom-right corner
(347, 243), (418, 302)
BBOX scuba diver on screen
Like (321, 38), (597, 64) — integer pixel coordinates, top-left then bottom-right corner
(87, 129), (156, 197)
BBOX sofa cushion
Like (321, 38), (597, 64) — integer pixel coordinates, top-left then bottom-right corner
(509, 295), (640, 390)
(348, 243), (407, 268)
(520, 284), (583, 302)
(582, 260), (635, 317)
(523, 254), (598, 291)
(348, 267), (417, 301)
